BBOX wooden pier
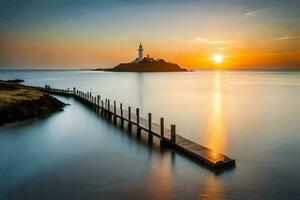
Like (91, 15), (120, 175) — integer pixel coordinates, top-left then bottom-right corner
(41, 85), (235, 170)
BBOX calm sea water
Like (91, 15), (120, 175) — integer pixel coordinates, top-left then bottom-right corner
(0, 70), (300, 200)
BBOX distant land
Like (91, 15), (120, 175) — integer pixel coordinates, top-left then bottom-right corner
(94, 43), (187, 72)
(95, 58), (187, 72)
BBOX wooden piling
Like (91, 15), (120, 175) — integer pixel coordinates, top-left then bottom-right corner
(171, 124), (176, 143)
(120, 103), (124, 127)
(101, 100), (104, 115)
(148, 113), (153, 143)
(108, 100), (111, 119)
(114, 101), (117, 123)
(136, 108), (140, 135)
(160, 117), (164, 141)
(128, 106), (131, 128)
(105, 99), (107, 116)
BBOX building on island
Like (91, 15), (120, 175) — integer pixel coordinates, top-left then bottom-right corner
(132, 43), (161, 63)
(138, 43), (143, 62)
(94, 43), (187, 72)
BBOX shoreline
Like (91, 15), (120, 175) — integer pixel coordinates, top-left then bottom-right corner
(0, 80), (66, 126)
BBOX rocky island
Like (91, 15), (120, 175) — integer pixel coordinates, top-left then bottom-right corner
(94, 43), (187, 72)
(0, 80), (66, 125)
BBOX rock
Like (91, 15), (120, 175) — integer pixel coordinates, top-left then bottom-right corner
(95, 58), (188, 72)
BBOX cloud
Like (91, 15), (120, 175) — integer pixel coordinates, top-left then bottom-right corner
(244, 6), (278, 17)
(275, 36), (300, 40)
(191, 37), (230, 45)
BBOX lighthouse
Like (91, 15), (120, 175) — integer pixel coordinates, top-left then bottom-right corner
(138, 43), (143, 62)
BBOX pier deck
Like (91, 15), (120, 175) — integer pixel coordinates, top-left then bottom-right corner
(41, 86), (235, 170)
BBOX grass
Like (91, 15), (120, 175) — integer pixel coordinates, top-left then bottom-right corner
(0, 81), (44, 110)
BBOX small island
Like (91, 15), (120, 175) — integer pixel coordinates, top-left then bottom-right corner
(0, 80), (66, 125)
(94, 43), (187, 72)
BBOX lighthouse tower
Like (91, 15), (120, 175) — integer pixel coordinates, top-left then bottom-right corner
(138, 43), (143, 62)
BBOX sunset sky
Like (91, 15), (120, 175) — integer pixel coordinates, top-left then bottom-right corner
(0, 0), (299, 69)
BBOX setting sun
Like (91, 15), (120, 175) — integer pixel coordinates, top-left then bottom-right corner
(213, 54), (224, 64)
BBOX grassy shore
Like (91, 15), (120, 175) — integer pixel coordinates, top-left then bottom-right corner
(0, 80), (65, 125)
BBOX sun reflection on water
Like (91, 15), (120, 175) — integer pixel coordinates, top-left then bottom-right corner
(200, 70), (227, 200)
(204, 70), (227, 154)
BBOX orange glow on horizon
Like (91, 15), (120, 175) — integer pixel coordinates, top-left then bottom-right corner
(1, 34), (300, 69)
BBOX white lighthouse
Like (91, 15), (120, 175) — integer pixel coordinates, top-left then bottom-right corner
(138, 43), (143, 62)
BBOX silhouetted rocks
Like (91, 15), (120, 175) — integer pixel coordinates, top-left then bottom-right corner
(95, 58), (187, 72)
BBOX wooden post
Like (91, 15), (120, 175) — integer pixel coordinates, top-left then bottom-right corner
(67, 88), (69, 92)
(73, 87), (76, 93)
(136, 108), (140, 135)
(128, 106), (131, 128)
(148, 113), (153, 143)
(101, 100), (104, 115)
(104, 99), (107, 116)
(113, 101), (117, 123)
(120, 103), (123, 127)
(171, 124), (176, 143)
(108, 100), (111, 119)
(160, 118), (164, 140)
(97, 95), (100, 105)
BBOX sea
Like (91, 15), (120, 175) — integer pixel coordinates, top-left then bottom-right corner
(0, 70), (300, 199)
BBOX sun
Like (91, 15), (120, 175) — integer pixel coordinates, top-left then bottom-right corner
(213, 54), (224, 64)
